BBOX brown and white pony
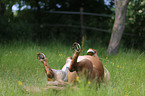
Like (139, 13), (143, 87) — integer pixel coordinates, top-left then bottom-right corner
(37, 42), (110, 89)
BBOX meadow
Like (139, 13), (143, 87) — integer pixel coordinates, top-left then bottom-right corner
(0, 41), (144, 96)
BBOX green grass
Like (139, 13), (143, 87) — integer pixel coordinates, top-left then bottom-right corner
(0, 41), (145, 96)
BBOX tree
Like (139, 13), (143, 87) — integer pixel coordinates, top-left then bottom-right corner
(107, 0), (130, 55)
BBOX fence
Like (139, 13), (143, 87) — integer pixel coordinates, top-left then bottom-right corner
(45, 10), (139, 37)
(47, 9), (113, 33)
(45, 8), (114, 44)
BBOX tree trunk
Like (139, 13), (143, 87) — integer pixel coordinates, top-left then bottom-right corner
(80, 7), (85, 48)
(107, 0), (129, 55)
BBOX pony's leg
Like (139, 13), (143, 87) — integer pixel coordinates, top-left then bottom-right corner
(69, 42), (81, 72)
(37, 52), (54, 81)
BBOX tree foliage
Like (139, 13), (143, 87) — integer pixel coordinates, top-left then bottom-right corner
(124, 0), (145, 49)
(0, 0), (113, 43)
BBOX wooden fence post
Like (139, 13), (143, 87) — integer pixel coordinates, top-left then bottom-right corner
(80, 7), (85, 48)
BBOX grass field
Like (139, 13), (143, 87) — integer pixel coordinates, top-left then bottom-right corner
(0, 41), (145, 96)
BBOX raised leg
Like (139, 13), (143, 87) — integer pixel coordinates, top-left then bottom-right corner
(37, 52), (54, 81)
(69, 42), (81, 72)
(69, 42), (93, 81)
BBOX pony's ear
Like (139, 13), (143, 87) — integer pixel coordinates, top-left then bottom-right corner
(67, 56), (72, 60)
(92, 49), (97, 54)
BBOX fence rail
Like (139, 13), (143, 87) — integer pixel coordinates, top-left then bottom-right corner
(47, 11), (113, 17)
(44, 24), (111, 33)
(44, 24), (142, 37)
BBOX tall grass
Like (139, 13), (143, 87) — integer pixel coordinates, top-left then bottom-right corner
(0, 41), (144, 96)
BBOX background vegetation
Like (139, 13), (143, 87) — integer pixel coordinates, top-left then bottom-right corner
(0, 0), (144, 50)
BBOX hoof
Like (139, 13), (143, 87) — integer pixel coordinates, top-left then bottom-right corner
(72, 42), (81, 52)
(37, 52), (45, 60)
